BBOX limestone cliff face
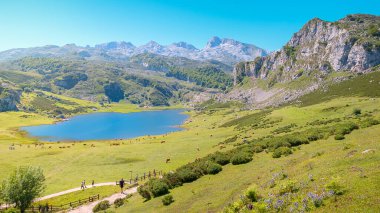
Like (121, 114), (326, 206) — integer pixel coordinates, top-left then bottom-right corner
(234, 14), (380, 85)
(0, 83), (20, 112)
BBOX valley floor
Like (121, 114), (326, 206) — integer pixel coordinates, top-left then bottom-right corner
(0, 95), (379, 212)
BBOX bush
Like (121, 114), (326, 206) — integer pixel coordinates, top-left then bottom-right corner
(210, 152), (230, 165)
(205, 162), (222, 174)
(163, 172), (183, 189)
(353, 108), (361, 115)
(176, 167), (200, 183)
(113, 198), (124, 208)
(252, 146), (263, 153)
(137, 185), (151, 200)
(245, 187), (259, 202)
(325, 179), (345, 195)
(334, 134), (345, 140)
(230, 152), (252, 165)
(148, 179), (169, 197)
(334, 122), (359, 136)
(360, 118), (380, 128)
(279, 181), (299, 195)
(2, 208), (20, 213)
(352, 108), (361, 115)
(272, 147), (293, 158)
(162, 195), (174, 206)
(93, 200), (110, 212)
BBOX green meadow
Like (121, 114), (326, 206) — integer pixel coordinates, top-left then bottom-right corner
(0, 73), (380, 212)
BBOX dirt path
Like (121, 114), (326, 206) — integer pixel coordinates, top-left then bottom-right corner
(35, 182), (117, 201)
(0, 182), (119, 210)
(68, 186), (138, 213)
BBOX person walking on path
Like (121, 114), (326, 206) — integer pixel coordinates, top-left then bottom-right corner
(80, 181), (84, 190)
(119, 178), (125, 194)
(92, 180), (95, 187)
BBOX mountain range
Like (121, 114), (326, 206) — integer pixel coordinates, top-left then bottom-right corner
(0, 36), (268, 66)
(0, 14), (379, 110)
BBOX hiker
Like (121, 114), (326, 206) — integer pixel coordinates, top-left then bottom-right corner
(119, 178), (125, 194)
(92, 180), (95, 187)
(80, 181), (84, 190)
(83, 180), (87, 189)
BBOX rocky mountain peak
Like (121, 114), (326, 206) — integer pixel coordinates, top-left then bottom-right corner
(171, 42), (197, 50)
(95, 41), (135, 50)
(206, 36), (222, 48)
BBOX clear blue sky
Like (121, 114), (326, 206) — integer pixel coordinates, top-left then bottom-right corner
(0, 0), (379, 51)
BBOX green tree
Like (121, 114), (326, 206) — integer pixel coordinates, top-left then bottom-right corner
(0, 166), (45, 213)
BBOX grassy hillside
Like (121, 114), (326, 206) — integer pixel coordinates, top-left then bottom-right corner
(297, 69), (380, 106)
(113, 96), (380, 212)
(0, 68), (379, 213)
(0, 57), (212, 106)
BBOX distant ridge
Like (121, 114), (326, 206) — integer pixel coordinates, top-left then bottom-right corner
(0, 37), (268, 66)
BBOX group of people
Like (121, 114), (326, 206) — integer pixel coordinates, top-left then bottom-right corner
(79, 178), (126, 193)
(80, 180), (95, 190)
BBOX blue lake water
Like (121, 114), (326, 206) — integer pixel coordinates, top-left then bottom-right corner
(21, 109), (188, 142)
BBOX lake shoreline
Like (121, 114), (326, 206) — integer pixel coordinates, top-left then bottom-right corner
(20, 109), (190, 142)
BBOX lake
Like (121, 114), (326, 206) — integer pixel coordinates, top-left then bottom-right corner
(21, 109), (188, 142)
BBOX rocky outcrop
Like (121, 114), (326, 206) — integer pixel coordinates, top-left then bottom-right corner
(234, 14), (380, 85)
(0, 83), (21, 112)
(54, 73), (88, 89)
(104, 82), (125, 102)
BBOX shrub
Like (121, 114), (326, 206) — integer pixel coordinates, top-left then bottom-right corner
(113, 198), (124, 208)
(2, 208), (20, 213)
(272, 147), (293, 158)
(176, 167), (199, 183)
(325, 179), (345, 195)
(137, 185), (151, 200)
(255, 202), (267, 213)
(334, 134), (345, 140)
(211, 152), (230, 165)
(205, 162), (222, 174)
(279, 181), (299, 195)
(148, 179), (169, 197)
(335, 122), (359, 136)
(245, 187), (259, 202)
(360, 118), (380, 128)
(163, 172), (183, 189)
(162, 195), (174, 206)
(252, 146), (263, 153)
(93, 200), (110, 212)
(353, 108), (361, 115)
(230, 152), (252, 165)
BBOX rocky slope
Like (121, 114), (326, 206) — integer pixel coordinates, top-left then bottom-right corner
(0, 81), (20, 112)
(233, 14), (380, 85)
(228, 14), (380, 107)
(0, 37), (267, 66)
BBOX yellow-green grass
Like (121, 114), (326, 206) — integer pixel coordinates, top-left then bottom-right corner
(113, 97), (380, 212)
(117, 118), (380, 213)
(1, 93), (379, 213)
(33, 185), (120, 208)
(0, 106), (237, 195)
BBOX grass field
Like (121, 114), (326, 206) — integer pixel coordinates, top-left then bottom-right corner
(1, 77), (380, 212)
(0, 92), (237, 195)
(113, 97), (380, 212)
(33, 185), (120, 208)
